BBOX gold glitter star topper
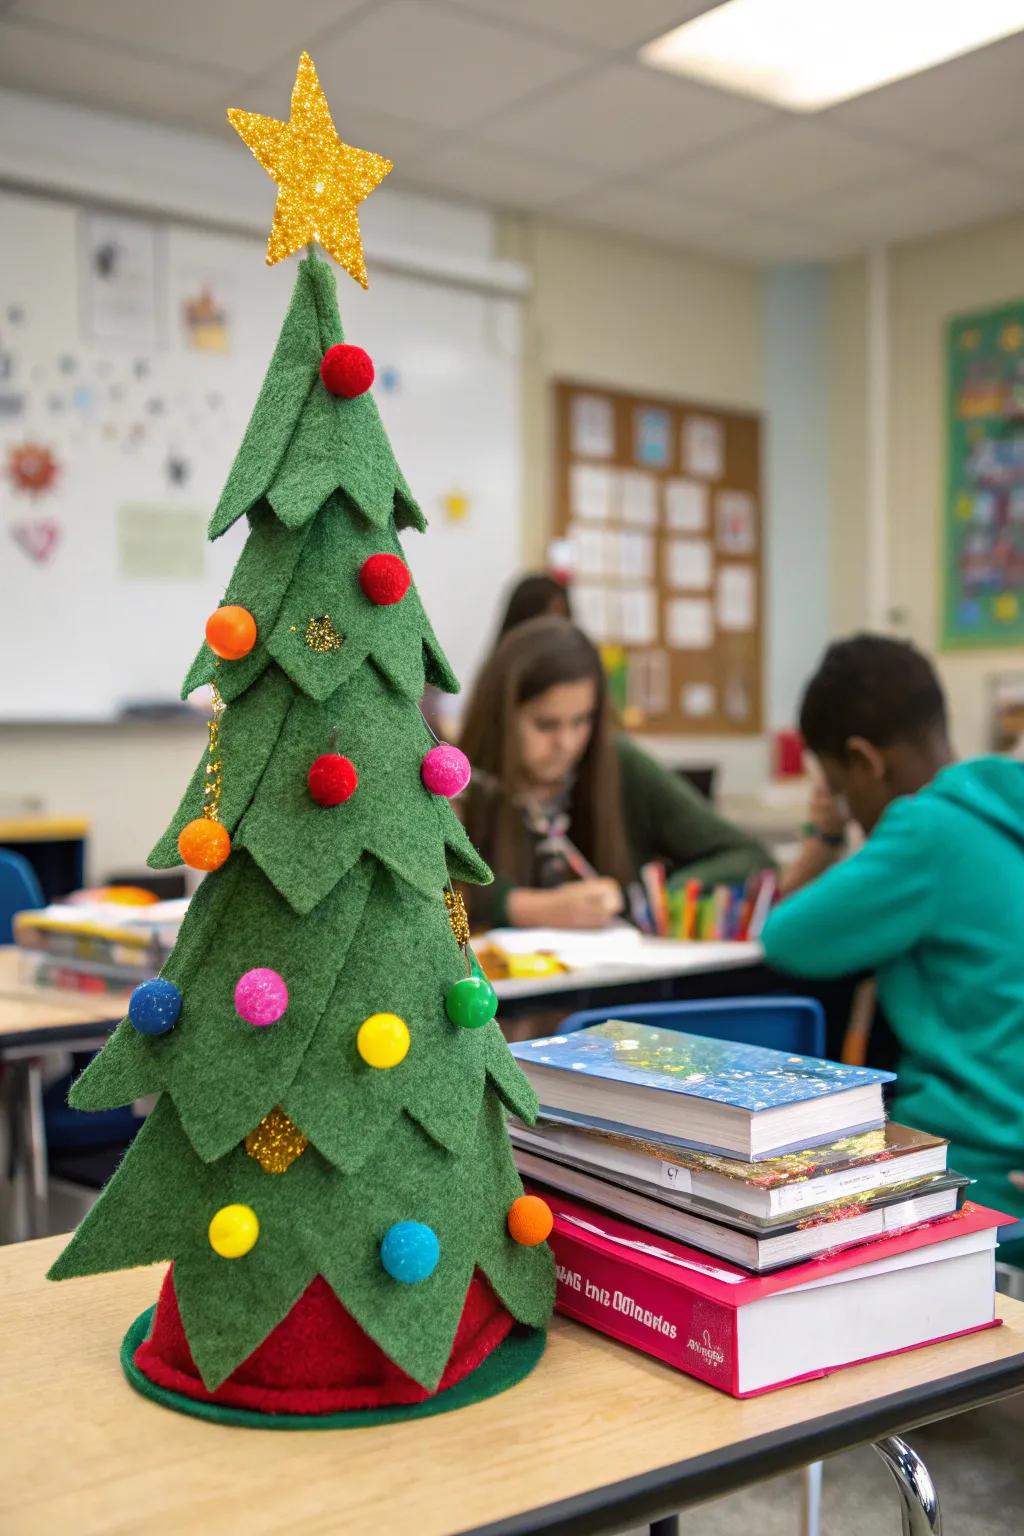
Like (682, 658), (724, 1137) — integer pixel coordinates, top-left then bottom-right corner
(228, 52), (392, 287)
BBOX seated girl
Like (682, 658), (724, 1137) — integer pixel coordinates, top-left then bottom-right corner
(456, 616), (773, 930)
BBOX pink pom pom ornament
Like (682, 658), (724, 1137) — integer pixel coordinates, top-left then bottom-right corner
(421, 744), (470, 799)
(234, 968), (289, 1028)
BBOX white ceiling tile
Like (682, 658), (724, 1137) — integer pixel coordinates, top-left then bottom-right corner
(829, 33), (1024, 152)
(707, 215), (852, 265)
(486, 62), (776, 173)
(0, 19), (234, 131)
(811, 166), (1024, 245)
(447, 0), (719, 52)
(283, 0), (591, 131)
(7, 0), (366, 74)
(564, 180), (732, 248)
(654, 120), (927, 214)
(403, 143), (602, 209)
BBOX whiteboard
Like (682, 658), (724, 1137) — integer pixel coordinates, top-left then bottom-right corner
(0, 189), (521, 720)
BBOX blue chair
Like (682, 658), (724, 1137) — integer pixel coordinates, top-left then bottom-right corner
(0, 847), (44, 944)
(555, 994), (826, 1057)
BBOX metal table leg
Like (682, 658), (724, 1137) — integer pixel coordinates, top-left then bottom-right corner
(25, 1059), (49, 1238)
(800, 1459), (823, 1536)
(874, 1435), (942, 1534)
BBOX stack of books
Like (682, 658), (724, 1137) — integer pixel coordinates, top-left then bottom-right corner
(509, 1020), (1005, 1397)
(14, 900), (187, 992)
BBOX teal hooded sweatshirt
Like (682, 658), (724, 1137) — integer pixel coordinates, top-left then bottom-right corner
(762, 757), (1024, 1242)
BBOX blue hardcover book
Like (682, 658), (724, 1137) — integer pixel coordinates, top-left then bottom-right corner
(510, 1021), (895, 1162)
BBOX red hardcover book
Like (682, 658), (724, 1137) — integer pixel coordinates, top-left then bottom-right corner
(533, 1186), (1006, 1397)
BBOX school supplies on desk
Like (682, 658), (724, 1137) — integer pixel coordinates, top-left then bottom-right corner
(509, 1119), (950, 1222)
(536, 1186), (1005, 1397)
(509, 1021), (894, 1161)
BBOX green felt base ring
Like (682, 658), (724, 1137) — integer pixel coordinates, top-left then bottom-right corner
(120, 1306), (546, 1430)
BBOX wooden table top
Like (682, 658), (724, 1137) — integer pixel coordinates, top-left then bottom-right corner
(3, 1236), (1024, 1536)
(0, 947), (130, 1048)
(0, 815), (90, 841)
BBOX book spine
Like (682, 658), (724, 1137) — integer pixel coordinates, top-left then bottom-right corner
(549, 1225), (738, 1394)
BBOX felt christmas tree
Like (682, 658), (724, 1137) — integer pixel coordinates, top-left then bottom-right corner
(48, 53), (554, 1426)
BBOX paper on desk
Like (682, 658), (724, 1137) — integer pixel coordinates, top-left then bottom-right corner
(484, 924), (643, 967)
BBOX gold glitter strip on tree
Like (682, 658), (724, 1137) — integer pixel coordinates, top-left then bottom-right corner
(245, 1106), (309, 1174)
(202, 683), (225, 822)
(303, 614), (342, 653)
(444, 887), (470, 947)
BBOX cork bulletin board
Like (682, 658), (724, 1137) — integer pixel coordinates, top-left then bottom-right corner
(552, 381), (763, 736)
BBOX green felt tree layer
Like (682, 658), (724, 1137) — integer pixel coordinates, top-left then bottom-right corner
(73, 856), (538, 1171)
(50, 1093), (554, 1393)
(182, 492), (458, 708)
(209, 254), (422, 541)
(149, 665), (490, 912)
(51, 245), (554, 1393)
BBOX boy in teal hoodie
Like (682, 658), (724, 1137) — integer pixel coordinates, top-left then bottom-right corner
(762, 635), (1024, 1264)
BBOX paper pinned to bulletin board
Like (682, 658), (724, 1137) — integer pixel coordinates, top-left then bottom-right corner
(944, 301), (1024, 648)
(554, 381), (763, 736)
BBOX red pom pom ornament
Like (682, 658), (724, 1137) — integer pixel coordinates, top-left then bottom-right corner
(308, 753), (358, 807)
(359, 553), (410, 606)
(320, 344), (374, 399)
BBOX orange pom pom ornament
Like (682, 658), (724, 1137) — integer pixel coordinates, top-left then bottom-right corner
(178, 818), (231, 871)
(205, 605), (257, 660)
(507, 1194), (553, 1247)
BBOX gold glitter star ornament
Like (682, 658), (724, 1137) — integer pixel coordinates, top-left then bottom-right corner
(228, 51), (392, 287)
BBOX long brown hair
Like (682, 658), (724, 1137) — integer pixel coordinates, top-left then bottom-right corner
(458, 616), (634, 890)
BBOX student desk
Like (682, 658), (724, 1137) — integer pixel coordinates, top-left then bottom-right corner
(493, 940), (764, 1017)
(2, 1236), (1023, 1536)
(0, 947), (130, 1241)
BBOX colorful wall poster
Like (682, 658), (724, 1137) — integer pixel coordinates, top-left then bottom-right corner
(944, 301), (1024, 648)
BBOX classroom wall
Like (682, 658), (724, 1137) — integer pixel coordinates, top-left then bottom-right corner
(828, 258), (870, 637)
(828, 212), (1024, 756)
(498, 215), (798, 790)
(763, 264), (830, 729)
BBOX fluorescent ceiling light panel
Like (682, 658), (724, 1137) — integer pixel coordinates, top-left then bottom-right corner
(640, 0), (1024, 111)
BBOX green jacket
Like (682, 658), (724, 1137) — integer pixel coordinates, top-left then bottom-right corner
(762, 757), (1024, 1227)
(464, 735), (773, 929)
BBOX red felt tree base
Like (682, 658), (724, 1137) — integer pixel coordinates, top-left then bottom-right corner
(133, 1267), (514, 1415)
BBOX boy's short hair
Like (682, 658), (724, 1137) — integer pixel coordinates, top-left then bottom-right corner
(799, 634), (948, 760)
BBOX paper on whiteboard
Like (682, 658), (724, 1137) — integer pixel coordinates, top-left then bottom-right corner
(682, 415), (724, 480)
(666, 537), (712, 592)
(571, 393), (614, 458)
(568, 522), (608, 578)
(681, 682), (716, 718)
(118, 505), (205, 579)
(665, 478), (708, 532)
(81, 212), (159, 346)
(620, 586), (657, 644)
(717, 565), (756, 632)
(571, 582), (608, 641)
(620, 469), (657, 527)
(570, 463), (615, 522)
(667, 597), (712, 650)
(627, 648), (669, 713)
(619, 529), (653, 580)
(716, 489), (756, 554)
